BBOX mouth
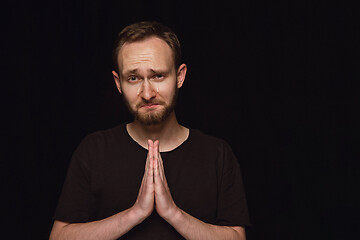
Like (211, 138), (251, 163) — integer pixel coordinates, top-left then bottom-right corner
(141, 104), (160, 109)
(137, 99), (164, 107)
(137, 101), (164, 111)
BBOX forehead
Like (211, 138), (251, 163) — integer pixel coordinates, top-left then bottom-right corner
(118, 37), (174, 74)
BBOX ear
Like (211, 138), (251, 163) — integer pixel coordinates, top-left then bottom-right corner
(176, 64), (187, 88)
(112, 70), (122, 94)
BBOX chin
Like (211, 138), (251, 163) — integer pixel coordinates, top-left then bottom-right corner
(135, 108), (172, 126)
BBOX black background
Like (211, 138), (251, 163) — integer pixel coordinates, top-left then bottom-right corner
(2, 0), (359, 239)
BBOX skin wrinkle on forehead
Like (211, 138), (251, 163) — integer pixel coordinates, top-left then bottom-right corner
(122, 58), (171, 77)
(123, 67), (171, 79)
(125, 54), (155, 67)
(118, 37), (175, 76)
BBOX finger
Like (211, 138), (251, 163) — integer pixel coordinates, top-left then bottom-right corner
(147, 140), (154, 181)
(153, 140), (159, 157)
(147, 139), (153, 166)
(153, 140), (164, 181)
(153, 140), (159, 173)
(140, 140), (154, 193)
(154, 140), (166, 182)
(159, 153), (167, 184)
(154, 164), (165, 197)
(139, 146), (150, 189)
(143, 140), (153, 174)
(152, 140), (158, 167)
(153, 141), (164, 187)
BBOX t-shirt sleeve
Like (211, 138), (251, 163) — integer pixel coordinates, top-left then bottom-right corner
(53, 134), (98, 223)
(216, 141), (251, 227)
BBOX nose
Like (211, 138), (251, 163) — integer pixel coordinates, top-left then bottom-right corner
(139, 79), (156, 100)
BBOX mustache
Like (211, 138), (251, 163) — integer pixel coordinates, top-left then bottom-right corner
(136, 99), (166, 108)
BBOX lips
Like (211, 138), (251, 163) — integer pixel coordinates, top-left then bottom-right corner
(136, 101), (164, 110)
(141, 104), (159, 109)
(137, 101), (164, 110)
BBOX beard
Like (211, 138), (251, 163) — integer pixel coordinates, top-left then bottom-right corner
(122, 87), (179, 126)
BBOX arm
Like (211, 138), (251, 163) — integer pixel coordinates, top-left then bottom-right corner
(152, 140), (246, 240)
(50, 208), (140, 240)
(49, 141), (156, 240)
(166, 209), (246, 240)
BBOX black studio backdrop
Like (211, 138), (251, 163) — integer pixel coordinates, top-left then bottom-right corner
(3, 0), (359, 239)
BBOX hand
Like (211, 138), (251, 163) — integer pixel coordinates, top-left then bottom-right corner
(131, 140), (155, 222)
(153, 140), (179, 221)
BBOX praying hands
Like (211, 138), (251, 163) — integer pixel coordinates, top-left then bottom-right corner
(131, 140), (179, 223)
(130, 140), (246, 240)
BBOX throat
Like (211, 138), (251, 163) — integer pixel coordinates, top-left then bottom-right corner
(126, 122), (189, 152)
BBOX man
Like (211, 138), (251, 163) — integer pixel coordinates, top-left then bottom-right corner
(50, 21), (250, 239)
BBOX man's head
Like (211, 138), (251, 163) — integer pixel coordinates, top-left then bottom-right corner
(112, 21), (187, 126)
(113, 21), (182, 74)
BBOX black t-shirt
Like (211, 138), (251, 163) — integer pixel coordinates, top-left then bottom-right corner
(54, 125), (250, 239)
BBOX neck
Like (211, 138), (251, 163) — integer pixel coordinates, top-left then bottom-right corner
(127, 111), (189, 152)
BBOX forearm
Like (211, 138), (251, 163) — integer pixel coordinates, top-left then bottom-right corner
(49, 207), (143, 240)
(166, 209), (245, 240)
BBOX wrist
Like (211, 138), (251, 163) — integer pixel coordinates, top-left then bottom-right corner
(162, 206), (183, 226)
(128, 204), (150, 225)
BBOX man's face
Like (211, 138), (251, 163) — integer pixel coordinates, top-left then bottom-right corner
(114, 37), (184, 126)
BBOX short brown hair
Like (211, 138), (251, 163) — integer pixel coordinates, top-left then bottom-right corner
(113, 21), (182, 73)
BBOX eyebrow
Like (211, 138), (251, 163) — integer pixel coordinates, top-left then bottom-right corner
(122, 68), (169, 76)
(123, 69), (138, 76)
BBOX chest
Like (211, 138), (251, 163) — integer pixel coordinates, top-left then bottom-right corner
(91, 150), (220, 223)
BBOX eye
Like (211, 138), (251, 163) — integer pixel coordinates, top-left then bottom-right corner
(128, 76), (138, 82)
(153, 74), (164, 80)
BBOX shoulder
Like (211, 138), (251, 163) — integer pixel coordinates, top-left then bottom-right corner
(187, 128), (241, 174)
(79, 124), (126, 146)
(70, 124), (128, 167)
(73, 124), (127, 156)
(189, 128), (233, 152)
(187, 128), (237, 165)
